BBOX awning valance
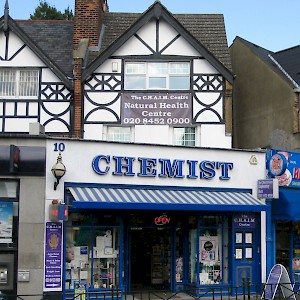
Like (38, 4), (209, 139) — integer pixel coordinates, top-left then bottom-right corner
(272, 188), (300, 221)
(67, 186), (267, 212)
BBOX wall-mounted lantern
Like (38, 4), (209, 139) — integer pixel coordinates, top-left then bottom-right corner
(51, 152), (66, 190)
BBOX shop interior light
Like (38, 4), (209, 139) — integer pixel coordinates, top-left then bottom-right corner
(51, 152), (66, 190)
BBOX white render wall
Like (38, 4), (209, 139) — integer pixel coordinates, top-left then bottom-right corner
(45, 139), (266, 282)
(0, 31), (71, 134)
(46, 139), (265, 198)
(0, 32), (45, 67)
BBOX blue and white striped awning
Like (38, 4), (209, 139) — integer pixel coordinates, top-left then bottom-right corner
(67, 186), (266, 212)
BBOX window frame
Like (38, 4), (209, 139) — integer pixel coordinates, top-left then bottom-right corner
(0, 68), (39, 99)
(173, 127), (196, 146)
(106, 126), (132, 142)
(124, 62), (190, 91)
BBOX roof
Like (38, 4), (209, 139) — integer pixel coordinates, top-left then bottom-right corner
(0, 16), (73, 88)
(174, 14), (232, 71)
(96, 12), (232, 71)
(1, 1), (233, 86)
(233, 36), (300, 88)
(15, 20), (74, 79)
(84, 2), (233, 83)
(273, 46), (300, 87)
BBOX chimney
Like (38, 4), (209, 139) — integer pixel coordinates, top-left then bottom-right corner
(73, 0), (107, 49)
(72, 0), (108, 138)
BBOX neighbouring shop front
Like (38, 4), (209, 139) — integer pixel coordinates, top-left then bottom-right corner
(44, 140), (268, 298)
(267, 150), (300, 286)
(0, 143), (46, 297)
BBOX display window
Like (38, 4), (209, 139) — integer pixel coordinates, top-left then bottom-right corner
(0, 180), (19, 248)
(65, 213), (120, 291)
(189, 216), (229, 285)
(175, 228), (184, 284)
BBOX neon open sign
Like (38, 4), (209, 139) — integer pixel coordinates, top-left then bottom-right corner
(154, 214), (171, 226)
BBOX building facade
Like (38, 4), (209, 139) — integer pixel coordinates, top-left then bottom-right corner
(230, 37), (300, 150)
(266, 149), (300, 286)
(0, 0), (270, 298)
(45, 138), (267, 298)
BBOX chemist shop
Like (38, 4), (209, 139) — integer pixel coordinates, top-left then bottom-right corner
(45, 140), (268, 297)
(267, 150), (300, 284)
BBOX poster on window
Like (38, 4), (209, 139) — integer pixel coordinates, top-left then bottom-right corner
(200, 236), (218, 263)
(0, 202), (13, 243)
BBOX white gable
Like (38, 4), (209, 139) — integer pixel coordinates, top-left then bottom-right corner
(114, 19), (200, 57)
(0, 31), (46, 67)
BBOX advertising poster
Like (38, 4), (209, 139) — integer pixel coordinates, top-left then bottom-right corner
(200, 236), (218, 263)
(44, 222), (62, 291)
(267, 150), (300, 188)
(0, 202), (13, 243)
(121, 92), (192, 125)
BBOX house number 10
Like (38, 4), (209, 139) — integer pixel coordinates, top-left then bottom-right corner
(54, 143), (65, 152)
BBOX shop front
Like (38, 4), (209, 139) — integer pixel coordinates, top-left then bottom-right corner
(44, 140), (268, 298)
(267, 150), (300, 285)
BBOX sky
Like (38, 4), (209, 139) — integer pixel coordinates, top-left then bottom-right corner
(1, 0), (299, 52)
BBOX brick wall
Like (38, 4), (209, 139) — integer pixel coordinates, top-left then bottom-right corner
(73, 58), (82, 138)
(73, 0), (107, 137)
(73, 0), (106, 49)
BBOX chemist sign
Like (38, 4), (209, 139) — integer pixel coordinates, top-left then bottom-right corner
(121, 92), (192, 125)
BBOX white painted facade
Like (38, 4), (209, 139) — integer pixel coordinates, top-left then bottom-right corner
(0, 31), (72, 134)
(83, 18), (231, 148)
(1, 1), (270, 296)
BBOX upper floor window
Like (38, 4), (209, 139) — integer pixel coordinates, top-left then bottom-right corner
(173, 127), (196, 146)
(125, 62), (190, 90)
(0, 69), (39, 98)
(107, 127), (132, 142)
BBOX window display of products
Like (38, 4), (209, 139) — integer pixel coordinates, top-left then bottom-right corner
(189, 216), (228, 285)
(65, 224), (120, 291)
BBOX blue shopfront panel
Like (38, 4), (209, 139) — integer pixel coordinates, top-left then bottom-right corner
(272, 189), (300, 221)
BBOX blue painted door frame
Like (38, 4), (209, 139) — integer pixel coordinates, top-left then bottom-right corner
(232, 214), (261, 293)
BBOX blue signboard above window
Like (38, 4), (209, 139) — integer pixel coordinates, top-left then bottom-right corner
(266, 150), (300, 189)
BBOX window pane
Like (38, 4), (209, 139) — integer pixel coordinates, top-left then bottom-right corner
(148, 63), (168, 75)
(169, 76), (190, 90)
(189, 228), (197, 283)
(107, 127), (131, 142)
(19, 70), (39, 97)
(0, 70), (16, 96)
(170, 63), (189, 74)
(126, 63), (145, 74)
(125, 75), (146, 90)
(149, 77), (166, 89)
(174, 127), (195, 146)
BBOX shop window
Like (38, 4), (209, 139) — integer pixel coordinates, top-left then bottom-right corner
(189, 216), (229, 285)
(176, 228), (184, 284)
(124, 62), (190, 90)
(276, 221), (291, 270)
(65, 225), (120, 290)
(173, 127), (196, 146)
(189, 228), (197, 284)
(0, 180), (19, 248)
(107, 126), (132, 142)
(293, 223), (300, 282)
(0, 69), (39, 98)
